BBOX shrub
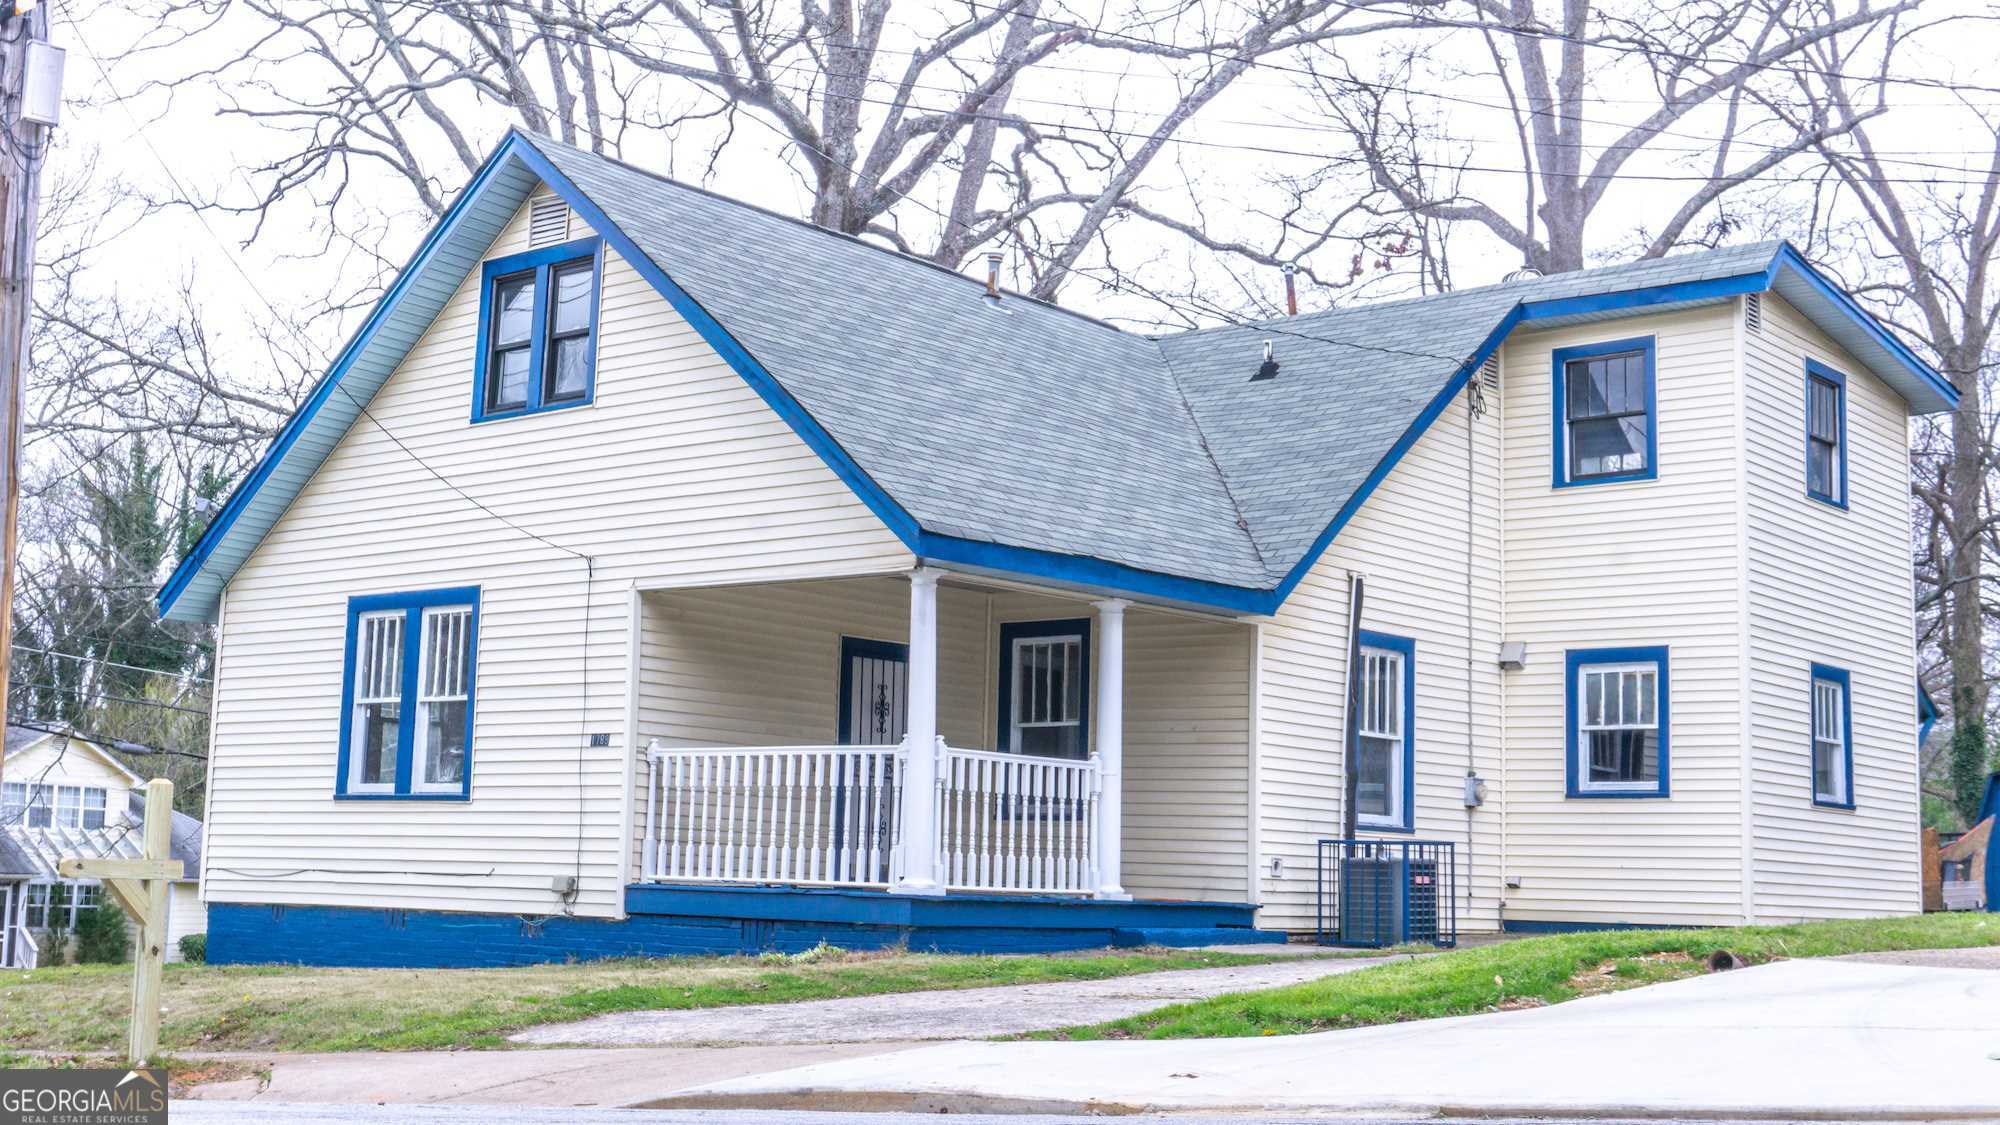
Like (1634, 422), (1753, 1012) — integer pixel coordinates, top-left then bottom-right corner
(178, 933), (207, 963)
(73, 897), (130, 964)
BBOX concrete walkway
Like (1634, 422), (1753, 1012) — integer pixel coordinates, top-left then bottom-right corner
(511, 952), (1402, 1046)
(671, 959), (2000, 1118)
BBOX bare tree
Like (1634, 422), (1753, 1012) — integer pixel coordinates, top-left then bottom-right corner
(1789, 22), (2000, 824)
(1310, 0), (1917, 276)
(105, 0), (1442, 303)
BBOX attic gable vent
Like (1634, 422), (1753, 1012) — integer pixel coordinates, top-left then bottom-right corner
(528, 196), (571, 247)
(1745, 292), (1763, 334)
(1480, 354), (1500, 392)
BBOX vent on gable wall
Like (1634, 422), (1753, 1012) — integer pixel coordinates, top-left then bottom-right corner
(529, 195), (571, 247)
(1744, 291), (1763, 334)
(1480, 353), (1500, 392)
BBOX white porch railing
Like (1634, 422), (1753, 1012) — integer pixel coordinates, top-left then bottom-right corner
(937, 743), (1100, 895)
(643, 739), (1104, 896)
(645, 744), (906, 887)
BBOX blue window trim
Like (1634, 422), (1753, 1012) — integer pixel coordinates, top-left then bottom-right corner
(334, 586), (480, 801)
(995, 618), (1092, 754)
(1355, 629), (1417, 833)
(471, 235), (604, 423)
(1564, 645), (1671, 799)
(1551, 336), (1658, 489)
(1803, 359), (1849, 509)
(1809, 663), (1855, 810)
(836, 636), (908, 746)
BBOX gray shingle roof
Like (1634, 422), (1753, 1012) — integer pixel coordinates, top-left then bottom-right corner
(527, 136), (1811, 592)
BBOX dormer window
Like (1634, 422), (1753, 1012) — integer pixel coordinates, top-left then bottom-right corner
(472, 235), (602, 422)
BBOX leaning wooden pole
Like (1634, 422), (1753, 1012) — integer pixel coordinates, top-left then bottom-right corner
(60, 778), (179, 1063)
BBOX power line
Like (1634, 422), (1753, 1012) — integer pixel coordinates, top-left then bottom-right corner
(14, 646), (211, 684)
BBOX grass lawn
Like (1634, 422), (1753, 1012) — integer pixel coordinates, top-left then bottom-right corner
(0, 944), (1286, 1054)
(1039, 912), (2000, 1040)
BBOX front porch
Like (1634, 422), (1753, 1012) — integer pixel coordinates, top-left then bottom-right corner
(629, 568), (1264, 932)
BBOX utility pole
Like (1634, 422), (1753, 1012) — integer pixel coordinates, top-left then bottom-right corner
(0, 0), (59, 789)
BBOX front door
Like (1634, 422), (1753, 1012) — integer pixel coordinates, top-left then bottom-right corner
(839, 636), (909, 746)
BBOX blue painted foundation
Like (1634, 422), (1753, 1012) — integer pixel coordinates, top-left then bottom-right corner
(208, 885), (1281, 967)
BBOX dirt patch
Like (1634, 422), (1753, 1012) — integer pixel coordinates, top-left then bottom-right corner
(1566, 951), (1697, 998)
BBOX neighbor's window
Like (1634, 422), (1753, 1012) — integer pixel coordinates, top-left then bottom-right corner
(1554, 337), (1657, 487)
(1000, 619), (1090, 759)
(3, 782), (51, 828)
(1811, 664), (1853, 808)
(474, 237), (602, 421)
(52, 785), (105, 830)
(1354, 631), (1415, 832)
(23, 882), (49, 928)
(1806, 361), (1847, 507)
(338, 588), (479, 798)
(1567, 647), (1670, 797)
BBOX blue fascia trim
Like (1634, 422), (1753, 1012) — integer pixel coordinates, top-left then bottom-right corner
(996, 617), (1093, 753)
(1354, 629), (1416, 833)
(1550, 335), (1659, 489)
(157, 142), (534, 620)
(1804, 359), (1850, 510)
(1517, 270), (1772, 323)
(1564, 645), (1671, 799)
(1771, 244), (1959, 410)
(837, 635), (908, 745)
(470, 235), (604, 424)
(915, 531), (1278, 615)
(334, 585), (480, 801)
(1809, 662), (1856, 810)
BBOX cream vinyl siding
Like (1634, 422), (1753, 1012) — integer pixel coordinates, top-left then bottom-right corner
(205, 187), (912, 919)
(635, 579), (1250, 901)
(2, 738), (136, 810)
(1741, 294), (1920, 919)
(1499, 307), (1747, 927)
(1257, 378), (1504, 933)
(163, 883), (207, 962)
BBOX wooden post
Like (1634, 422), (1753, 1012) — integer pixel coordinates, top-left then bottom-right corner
(0, 5), (54, 790)
(60, 778), (180, 1064)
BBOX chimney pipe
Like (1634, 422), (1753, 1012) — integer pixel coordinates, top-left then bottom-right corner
(1283, 263), (1298, 316)
(985, 251), (1003, 302)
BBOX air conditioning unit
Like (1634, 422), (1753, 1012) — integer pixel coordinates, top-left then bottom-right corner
(1339, 855), (1443, 946)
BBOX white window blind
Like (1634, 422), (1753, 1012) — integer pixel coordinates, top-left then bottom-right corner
(350, 610), (404, 790)
(415, 606), (473, 791)
(1355, 645), (1405, 826)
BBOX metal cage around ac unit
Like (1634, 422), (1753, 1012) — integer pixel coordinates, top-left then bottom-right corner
(1315, 839), (1457, 948)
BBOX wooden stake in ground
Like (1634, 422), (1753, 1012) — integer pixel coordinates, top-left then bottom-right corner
(59, 778), (181, 1064)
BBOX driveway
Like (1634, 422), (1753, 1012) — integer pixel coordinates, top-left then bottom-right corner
(510, 953), (1405, 1046)
(668, 958), (2000, 1117)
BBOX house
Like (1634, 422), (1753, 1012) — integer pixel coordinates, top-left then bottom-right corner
(1, 727), (205, 966)
(157, 130), (1957, 967)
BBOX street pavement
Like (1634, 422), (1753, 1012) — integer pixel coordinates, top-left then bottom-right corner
(171, 1106), (1823, 1125)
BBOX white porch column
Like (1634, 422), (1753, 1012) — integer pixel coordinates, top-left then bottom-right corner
(891, 568), (945, 895)
(1093, 598), (1131, 900)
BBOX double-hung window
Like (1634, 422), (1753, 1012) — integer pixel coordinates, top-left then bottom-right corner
(338, 588), (479, 798)
(1353, 631), (1415, 832)
(53, 785), (103, 829)
(997, 619), (1090, 759)
(472, 236), (602, 421)
(3, 782), (51, 827)
(1566, 647), (1670, 797)
(1553, 337), (1657, 487)
(1805, 361), (1847, 507)
(1810, 664), (1853, 808)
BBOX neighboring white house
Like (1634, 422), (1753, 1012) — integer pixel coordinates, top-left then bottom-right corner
(0, 727), (206, 967)
(156, 130), (1958, 967)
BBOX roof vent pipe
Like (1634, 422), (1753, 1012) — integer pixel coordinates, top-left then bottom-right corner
(1252, 340), (1280, 382)
(984, 251), (1003, 304)
(1284, 264), (1298, 317)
